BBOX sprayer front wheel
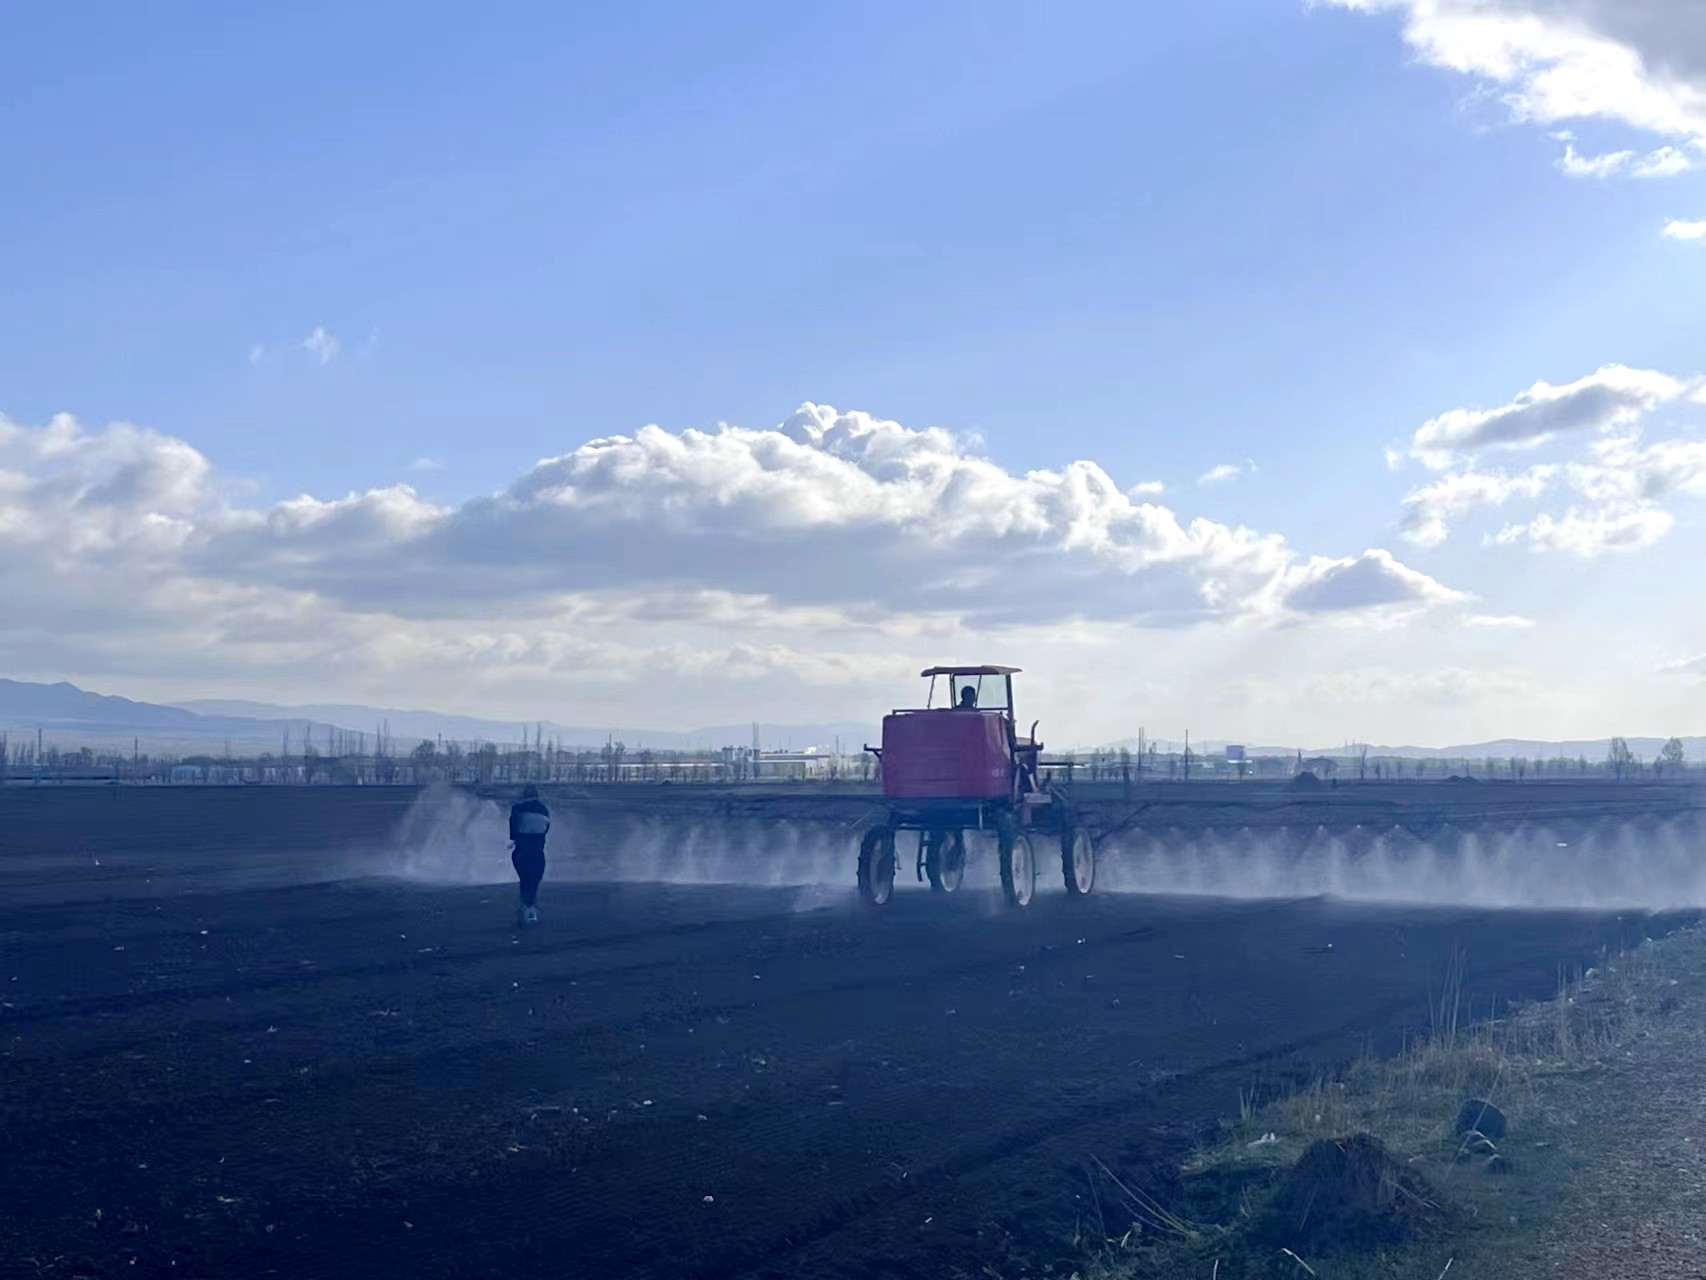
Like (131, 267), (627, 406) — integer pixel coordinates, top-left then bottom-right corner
(858, 826), (898, 907)
(924, 829), (966, 893)
(999, 829), (1036, 907)
(1062, 829), (1095, 896)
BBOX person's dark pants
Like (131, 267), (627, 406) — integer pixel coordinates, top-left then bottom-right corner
(512, 839), (547, 907)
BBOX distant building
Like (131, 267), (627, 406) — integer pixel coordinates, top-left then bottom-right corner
(753, 748), (833, 780)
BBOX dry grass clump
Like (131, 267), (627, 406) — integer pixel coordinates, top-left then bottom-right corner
(1072, 929), (1699, 1280)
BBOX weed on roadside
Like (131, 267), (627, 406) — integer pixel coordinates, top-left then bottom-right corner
(1065, 926), (1706, 1280)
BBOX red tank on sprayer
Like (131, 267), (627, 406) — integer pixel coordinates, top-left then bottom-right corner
(859, 666), (1095, 907)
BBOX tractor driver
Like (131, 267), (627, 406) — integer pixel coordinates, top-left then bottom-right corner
(957, 685), (978, 710)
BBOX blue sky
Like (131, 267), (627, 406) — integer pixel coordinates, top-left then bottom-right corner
(3, 0), (1705, 744)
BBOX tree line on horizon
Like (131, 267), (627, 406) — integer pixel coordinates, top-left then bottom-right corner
(0, 727), (1691, 787)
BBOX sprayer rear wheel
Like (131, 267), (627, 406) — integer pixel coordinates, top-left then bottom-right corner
(1062, 829), (1095, 896)
(999, 828), (1036, 907)
(858, 827), (898, 907)
(924, 829), (966, 893)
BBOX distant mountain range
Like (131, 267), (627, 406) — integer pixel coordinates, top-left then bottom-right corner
(0, 679), (869, 752)
(179, 698), (871, 752)
(0, 679), (327, 745)
(1323, 738), (1706, 762)
(2, 678), (1698, 761)
(1098, 735), (1706, 761)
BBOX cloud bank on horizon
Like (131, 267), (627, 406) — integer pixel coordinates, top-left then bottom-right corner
(0, 404), (1468, 707)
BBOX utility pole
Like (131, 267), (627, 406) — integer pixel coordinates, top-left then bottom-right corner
(1183, 729), (1191, 781)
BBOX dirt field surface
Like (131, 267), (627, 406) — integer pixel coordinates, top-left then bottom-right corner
(0, 787), (1694, 1279)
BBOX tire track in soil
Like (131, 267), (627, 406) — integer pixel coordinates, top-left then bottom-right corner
(2, 914), (1167, 1101)
(203, 940), (1598, 1280)
(722, 951), (1574, 1280)
(7, 865), (1678, 1280)
(193, 912), (1668, 1279)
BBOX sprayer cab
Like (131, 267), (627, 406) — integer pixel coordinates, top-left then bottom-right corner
(877, 666), (1024, 803)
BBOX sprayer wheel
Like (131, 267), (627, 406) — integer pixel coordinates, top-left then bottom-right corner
(999, 830), (1036, 908)
(1062, 829), (1095, 896)
(924, 830), (966, 893)
(857, 827), (898, 907)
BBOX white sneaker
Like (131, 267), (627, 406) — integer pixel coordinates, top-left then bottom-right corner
(526, 906), (540, 924)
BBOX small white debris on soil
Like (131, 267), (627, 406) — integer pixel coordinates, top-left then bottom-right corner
(703, 1195), (715, 1204)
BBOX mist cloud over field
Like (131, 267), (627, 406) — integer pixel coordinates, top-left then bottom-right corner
(379, 789), (1706, 912)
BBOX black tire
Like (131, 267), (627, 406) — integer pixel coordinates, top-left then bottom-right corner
(857, 827), (897, 907)
(999, 827), (1036, 907)
(1062, 828), (1095, 896)
(924, 829), (966, 893)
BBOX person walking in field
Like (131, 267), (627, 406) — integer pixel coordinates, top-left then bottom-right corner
(508, 785), (551, 927)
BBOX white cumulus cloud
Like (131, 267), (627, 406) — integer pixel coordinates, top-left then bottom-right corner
(302, 326), (341, 365)
(1399, 466), (1555, 546)
(1275, 548), (1470, 616)
(1558, 142), (1696, 177)
(1390, 364), (1706, 556)
(1198, 460), (1255, 486)
(1664, 218), (1706, 240)
(1466, 613), (1538, 628)
(0, 404), (1469, 703)
(1491, 506), (1675, 554)
(1408, 365), (1690, 467)
(1566, 432), (1706, 505)
(1321, 0), (1706, 149)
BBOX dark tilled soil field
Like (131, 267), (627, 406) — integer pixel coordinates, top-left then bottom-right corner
(0, 787), (1693, 1279)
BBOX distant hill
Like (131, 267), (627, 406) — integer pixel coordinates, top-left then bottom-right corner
(1094, 734), (1706, 761)
(176, 699), (871, 752)
(0, 679), (871, 753)
(1344, 738), (1706, 762)
(6, 678), (1695, 761)
(0, 678), (323, 745)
